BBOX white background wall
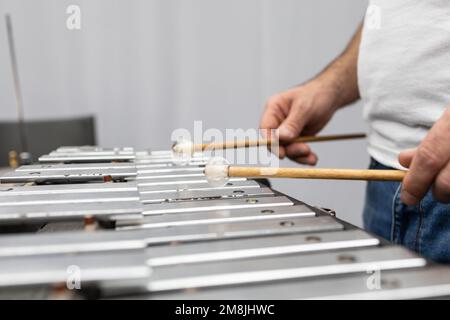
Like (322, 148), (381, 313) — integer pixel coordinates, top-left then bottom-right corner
(0, 0), (369, 226)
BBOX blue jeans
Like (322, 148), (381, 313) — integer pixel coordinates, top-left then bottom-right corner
(363, 158), (450, 264)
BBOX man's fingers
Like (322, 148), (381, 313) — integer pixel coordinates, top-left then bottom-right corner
(401, 113), (450, 205)
(260, 107), (282, 132)
(398, 149), (416, 168)
(291, 153), (318, 166)
(433, 161), (450, 203)
(270, 145), (286, 160)
(285, 143), (312, 159)
(278, 103), (307, 141)
(260, 95), (290, 131)
(401, 145), (445, 205)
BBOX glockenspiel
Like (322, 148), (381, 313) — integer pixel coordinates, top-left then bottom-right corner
(0, 146), (449, 300)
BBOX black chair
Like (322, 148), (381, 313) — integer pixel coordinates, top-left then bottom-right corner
(0, 116), (96, 166)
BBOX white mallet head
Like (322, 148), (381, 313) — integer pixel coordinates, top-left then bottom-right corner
(172, 139), (194, 165)
(204, 157), (230, 187)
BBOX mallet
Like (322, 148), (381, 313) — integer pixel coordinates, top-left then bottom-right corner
(204, 157), (406, 187)
(173, 133), (366, 161)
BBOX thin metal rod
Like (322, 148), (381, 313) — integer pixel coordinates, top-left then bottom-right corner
(5, 14), (28, 153)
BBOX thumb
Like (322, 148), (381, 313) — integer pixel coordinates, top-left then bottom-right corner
(399, 148), (417, 168)
(278, 104), (307, 141)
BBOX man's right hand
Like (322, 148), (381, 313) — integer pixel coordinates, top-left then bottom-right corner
(260, 80), (341, 165)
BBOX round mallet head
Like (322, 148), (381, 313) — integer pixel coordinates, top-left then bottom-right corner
(204, 157), (230, 187)
(172, 138), (194, 165)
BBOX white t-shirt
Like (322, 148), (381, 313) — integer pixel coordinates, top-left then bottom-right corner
(358, 0), (450, 169)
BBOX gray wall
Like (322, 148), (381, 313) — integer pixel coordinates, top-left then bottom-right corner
(0, 0), (369, 226)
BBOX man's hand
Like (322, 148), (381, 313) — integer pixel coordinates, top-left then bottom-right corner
(259, 80), (340, 165)
(399, 107), (450, 204)
(259, 24), (362, 165)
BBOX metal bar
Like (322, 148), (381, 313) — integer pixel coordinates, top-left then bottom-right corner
(145, 247), (426, 292)
(149, 267), (450, 300)
(137, 167), (204, 175)
(0, 216), (341, 257)
(145, 230), (379, 267)
(0, 201), (143, 223)
(137, 180), (260, 194)
(140, 216), (343, 245)
(142, 196), (293, 215)
(139, 187), (274, 204)
(0, 191), (139, 206)
(136, 177), (247, 187)
(0, 182), (138, 196)
(0, 251), (150, 288)
(5, 14), (28, 153)
(116, 205), (314, 229)
(0, 168), (137, 183)
(38, 154), (135, 163)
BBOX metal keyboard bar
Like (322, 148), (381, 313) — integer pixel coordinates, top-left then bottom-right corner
(0, 191), (139, 206)
(0, 182), (138, 196)
(0, 216), (341, 257)
(136, 177), (247, 187)
(140, 216), (343, 244)
(38, 154), (136, 163)
(0, 169), (137, 183)
(142, 196), (293, 215)
(137, 167), (204, 175)
(137, 173), (205, 180)
(137, 180), (260, 194)
(115, 205), (315, 229)
(139, 187), (274, 204)
(144, 230), (379, 267)
(150, 267), (450, 300)
(144, 247), (426, 292)
(0, 251), (150, 288)
(0, 201), (143, 223)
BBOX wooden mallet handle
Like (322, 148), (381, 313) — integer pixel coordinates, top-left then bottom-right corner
(195, 133), (366, 152)
(228, 167), (406, 182)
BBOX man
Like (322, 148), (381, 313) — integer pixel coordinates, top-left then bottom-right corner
(260, 1), (450, 263)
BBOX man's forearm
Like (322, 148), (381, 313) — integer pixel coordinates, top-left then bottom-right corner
(315, 23), (362, 109)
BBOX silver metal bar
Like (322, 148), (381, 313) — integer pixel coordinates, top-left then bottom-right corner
(38, 154), (135, 163)
(0, 201), (143, 223)
(0, 251), (150, 288)
(0, 191), (139, 206)
(19, 163), (205, 171)
(138, 180), (260, 194)
(142, 196), (293, 215)
(139, 187), (274, 204)
(136, 177), (246, 187)
(140, 216), (343, 245)
(49, 150), (134, 157)
(145, 247), (426, 292)
(0, 168), (137, 183)
(137, 173), (205, 180)
(137, 167), (204, 175)
(0, 216), (340, 257)
(115, 205), (314, 229)
(16, 163), (138, 171)
(0, 182), (137, 196)
(54, 146), (134, 153)
(145, 230), (379, 267)
(150, 267), (450, 300)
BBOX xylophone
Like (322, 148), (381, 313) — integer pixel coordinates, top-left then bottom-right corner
(0, 146), (450, 300)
